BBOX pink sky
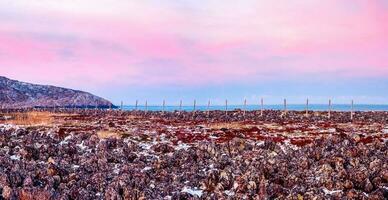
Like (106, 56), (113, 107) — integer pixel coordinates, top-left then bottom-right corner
(0, 0), (387, 103)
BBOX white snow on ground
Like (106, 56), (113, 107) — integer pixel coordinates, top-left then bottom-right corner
(72, 165), (80, 170)
(318, 128), (336, 133)
(2, 116), (13, 120)
(255, 141), (265, 146)
(224, 190), (235, 196)
(127, 138), (161, 159)
(209, 135), (219, 139)
(135, 137), (160, 151)
(76, 141), (88, 151)
(137, 151), (160, 160)
(328, 128), (336, 133)
(175, 143), (191, 150)
(0, 124), (20, 131)
(181, 186), (203, 197)
(322, 188), (342, 195)
(34, 143), (43, 149)
(279, 143), (287, 153)
(202, 164), (216, 173)
(59, 134), (73, 145)
(139, 142), (153, 150)
(383, 128), (388, 134)
(113, 164), (120, 174)
(141, 166), (152, 172)
(10, 155), (20, 160)
(283, 140), (300, 151)
(160, 134), (168, 142)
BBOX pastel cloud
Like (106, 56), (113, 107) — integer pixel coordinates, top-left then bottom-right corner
(0, 0), (387, 103)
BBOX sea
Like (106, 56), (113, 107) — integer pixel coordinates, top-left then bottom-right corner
(121, 104), (388, 112)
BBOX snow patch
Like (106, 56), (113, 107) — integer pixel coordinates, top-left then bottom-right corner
(35, 143), (43, 149)
(209, 135), (219, 139)
(328, 128), (336, 133)
(224, 190), (235, 196)
(72, 165), (80, 170)
(139, 142), (153, 150)
(76, 141), (88, 151)
(255, 141), (265, 146)
(181, 186), (203, 197)
(175, 143), (191, 151)
(284, 140), (300, 151)
(59, 134), (73, 145)
(160, 134), (168, 142)
(323, 188), (342, 195)
(2, 116), (13, 120)
(279, 143), (287, 153)
(362, 192), (369, 197)
(142, 166), (152, 172)
(113, 164), (120, 174)
(10, 155), (20, 160)
(0, 124), (20, 131)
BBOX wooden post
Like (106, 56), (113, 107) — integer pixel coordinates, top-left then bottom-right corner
(135, 100), (138, 111)
(260, 98), (264, 117)
(351, 100), (354, 121)
(225, 99), (228, 117)
(145, 100), (148, 113)
(328, 99), (331, 119)
(207, 100), (210, 117)
(162, 99), (165, 114)
(243, 99), (247, 118)
(305, 98), (309, 117)
(120, 101), (123, 111)
(283, 98), (287, 115)
(179, 100), (182, 112)
(193, 100), (196, 112)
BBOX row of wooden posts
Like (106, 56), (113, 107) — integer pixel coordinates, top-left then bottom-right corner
(119, 99), (356, 120)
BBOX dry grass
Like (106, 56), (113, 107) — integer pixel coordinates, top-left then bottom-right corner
(5, 111), (54, 126)
(207, 122), (254, 130)
(97, 130), (124, 139)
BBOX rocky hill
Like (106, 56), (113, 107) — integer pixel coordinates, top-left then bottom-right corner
(0, 76), (114, 109)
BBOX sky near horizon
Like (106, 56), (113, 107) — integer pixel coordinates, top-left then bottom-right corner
(0, 0), (387, 105)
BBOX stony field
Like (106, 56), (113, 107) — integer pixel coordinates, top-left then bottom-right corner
(0, 110), (387, 199)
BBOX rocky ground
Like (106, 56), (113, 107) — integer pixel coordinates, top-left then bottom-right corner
(0, 109), (387, 199)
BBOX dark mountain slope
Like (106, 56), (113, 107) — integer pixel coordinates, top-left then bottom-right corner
(0, 76), (114, 109)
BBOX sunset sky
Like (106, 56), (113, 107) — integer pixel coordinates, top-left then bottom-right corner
(0, 0), (387, 105)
